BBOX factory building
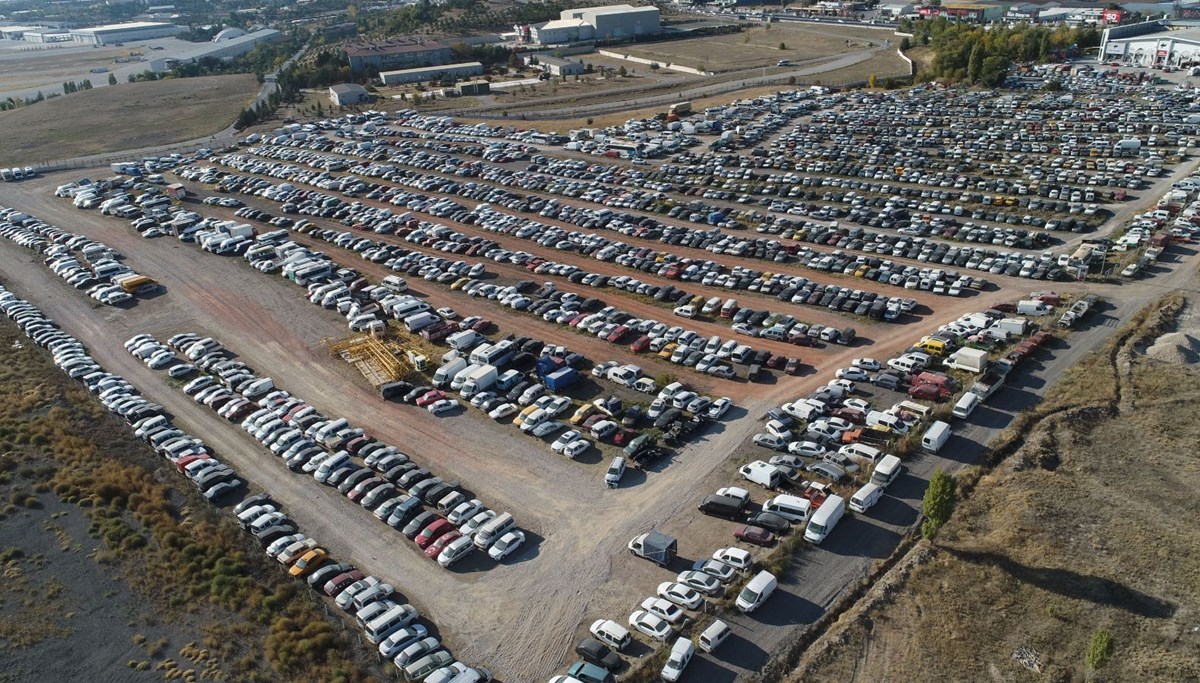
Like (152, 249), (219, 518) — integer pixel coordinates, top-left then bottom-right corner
(68, 21), (184, 45)
(346, 37), (452, 72)
(379, 61), (483, 85)
(527, 4), (660, 45)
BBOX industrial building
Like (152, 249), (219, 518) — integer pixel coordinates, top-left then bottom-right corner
(562, 4), (660, 40)
(21, 28), (71, 43)
(68, 21), (185, 45)
(379, 61), (483, 85)
(457, 80), (491, 96)
(346, 37), (452, 72)
(527, 4), (660, 45)
(329, 83), (371, 106)
(1101, 21), (1200, 68)
(147, 28), (282, 72)
(533, 55), (586, 77)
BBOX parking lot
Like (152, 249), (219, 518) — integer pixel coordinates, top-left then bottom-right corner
(2, 60), (1199, 682)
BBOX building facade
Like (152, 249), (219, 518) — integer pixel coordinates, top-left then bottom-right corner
(68, 21), (184, 45)
(346, 38), (452, 72)
(379, 61), (483, 85)
(329, 84), (371, 106)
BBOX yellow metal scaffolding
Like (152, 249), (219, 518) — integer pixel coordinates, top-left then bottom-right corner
(323, 333), (409, 387)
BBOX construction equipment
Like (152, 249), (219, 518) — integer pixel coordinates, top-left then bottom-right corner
(323, 325), (428, 387)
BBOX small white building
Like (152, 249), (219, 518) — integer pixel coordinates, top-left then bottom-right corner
(531, 18), (593, 44)
(329, 83), (371, 106)
(379, 61), (484, 85)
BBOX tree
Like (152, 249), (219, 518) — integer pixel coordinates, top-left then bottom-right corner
(618, 65), (627, 77)
(779, 42), (787, 50)
(899, 36), (911, 51)
(979, 56), (1009, 87)
(966, 43), (983, 83)
(920, 469), (956, 539)
(108, 72), (118, 86)
(868, 73), (877, 88)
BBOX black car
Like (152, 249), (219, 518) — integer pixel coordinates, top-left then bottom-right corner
(402, 510), (438, 539)
(749, 511), (791, 534)
(653, 408), (682, 430)
(576, 638), (621, 671)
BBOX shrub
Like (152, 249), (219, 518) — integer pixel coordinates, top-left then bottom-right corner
(1085, 629), (1113, 670)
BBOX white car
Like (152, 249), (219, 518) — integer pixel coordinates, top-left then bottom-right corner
(787, 440), (827, 458)
(675, 570), (721, 596)
(529, 420), (565, 438)
(563, 438), (590, 459)
(706, 397), (732, 420)
(712, 547), (753, 571)
(835, 367), (870, 382)
(488, 530), (525, 561)
(628, 610), (673, 641)
(693, 559), (736, 583)
(764, 419), (793, 441)
(639, 597), (685, 624)
(550, 430), (581, 454)
(851, 358), (881, 371)
(487, 403), (517, 420)
(843, 398), (871, 413)
(656, 582), (704, 610)
(427, 399), (458, 415)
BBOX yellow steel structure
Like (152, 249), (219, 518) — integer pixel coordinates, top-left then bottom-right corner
(323, 333), (409, 387)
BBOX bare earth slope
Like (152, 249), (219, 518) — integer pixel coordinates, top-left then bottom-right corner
(790, 293), (1200, 683)
(0, 74), (256, 166)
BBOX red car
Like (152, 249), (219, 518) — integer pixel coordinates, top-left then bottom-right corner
(830, 407), (866, 425)
(612, 428), (637, 446)
(323, 570), (364, 597)
(629, 335), (652, 353)
(415, 390), (446, 407)
(424, 531), (463, 559)
(734, 525), (777, 547)
(175, 454), (211, 474)
(415, 519), (454, 549)
(907, 384), (948, 402)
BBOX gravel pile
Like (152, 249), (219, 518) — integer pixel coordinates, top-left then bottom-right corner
(1146, 329), (1200, 365)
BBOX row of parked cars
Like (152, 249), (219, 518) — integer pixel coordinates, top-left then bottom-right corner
(0, 291), (455, 673)
(0, 207), (160, 306)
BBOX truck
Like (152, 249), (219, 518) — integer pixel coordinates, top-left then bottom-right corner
(1058, 295), (1097, 328)
(995, 317), (1031, 337)
(968, 360), (1012, 400)
(627, 530), (677, 566)
(110, 162), (139, 175)
(459, 364), (498, 398)
(544, 367), (579, 392)
(945, 347), (988, 373)
(114, 274), (158, 295)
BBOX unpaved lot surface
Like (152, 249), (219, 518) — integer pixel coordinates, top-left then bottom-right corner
(789, 292), (1200, 683)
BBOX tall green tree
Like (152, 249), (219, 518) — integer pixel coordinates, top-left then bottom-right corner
(921, 469), (956, 540)
(967, 43), (984, 83)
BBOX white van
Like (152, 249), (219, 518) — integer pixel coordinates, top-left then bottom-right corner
(762, 494), (812, 524)
(921, 420), (951, 453)
(473, 512), (515, 550)
(739, 460), (783, 489)
(865, 410), (907, 434)
(804, 495), (845, 544)
(364, 603), (417, 644)
(870, 455), (902, 488)
(839, 443), (882, 465)
(314, 451), (350, 483)
(952, 392), (980, 419)
(697, 620), (731, 653)
(736, 570), (778, 613)
(660, 637), (695, 681)
(849, 482), (883, 513)
(589, 619), (631, 652)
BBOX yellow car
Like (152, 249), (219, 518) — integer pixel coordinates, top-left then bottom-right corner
(657, 342), (678, 360)
(288, 548), (328, 577)
(451, 277), (470, 290)
(570, 403), (597, 425)
(513, 404), (540, 427)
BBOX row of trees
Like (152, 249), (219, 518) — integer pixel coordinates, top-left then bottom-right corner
(900, 19), (1102, 86)
(61, 79), (95, 95)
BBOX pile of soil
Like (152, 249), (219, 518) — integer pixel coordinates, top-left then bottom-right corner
(1146, 329), (1200, 365)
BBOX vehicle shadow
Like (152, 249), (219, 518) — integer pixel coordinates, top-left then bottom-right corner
(821, 515), (900, 558)
(871, 488), (919, 528)
(751, 588), (822, 628)
(942, 546), (1176, 619)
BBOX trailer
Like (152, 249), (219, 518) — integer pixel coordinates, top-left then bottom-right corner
(627, 530), (677, 566)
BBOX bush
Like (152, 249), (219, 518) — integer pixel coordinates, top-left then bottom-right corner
(1085, 629), (1113, 670)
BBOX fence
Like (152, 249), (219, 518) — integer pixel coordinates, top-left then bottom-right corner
(29, 132), (239, 174)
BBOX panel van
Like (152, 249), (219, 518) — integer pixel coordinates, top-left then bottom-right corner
(761, 494), (812, 524)
(870, 455), (902, 488)
(736, 570), (778, 613)
(804, 494), (845, 544)
(473, 512), (515, 550)
(952, 392), (980, 418)
(849, 482), (883, 513)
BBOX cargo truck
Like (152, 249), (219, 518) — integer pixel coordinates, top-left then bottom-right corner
(459, 365), (498, 398)
(945, 347), (988, 373)
(968, 359), (1012, 400)
(627, 530), (677, 566)
(544, 367), (579, 392)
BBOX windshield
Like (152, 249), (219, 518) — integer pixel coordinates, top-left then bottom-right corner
(740, 588), (759, 602)
(808, 522), (827, 535)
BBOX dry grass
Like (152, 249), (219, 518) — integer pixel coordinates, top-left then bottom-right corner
(790, 295), (1200, 683)
(0, 74), (258, 166)
(622, 23), (892, 72)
